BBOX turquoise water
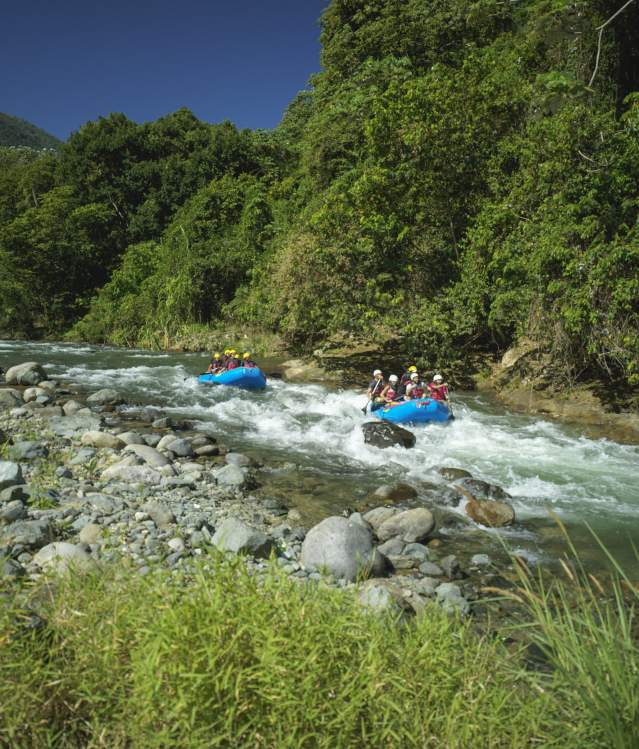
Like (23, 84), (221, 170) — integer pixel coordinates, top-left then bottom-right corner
(2, 340), (638, 571)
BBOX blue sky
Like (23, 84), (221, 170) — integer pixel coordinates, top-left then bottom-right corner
(2, 0), (328, 140)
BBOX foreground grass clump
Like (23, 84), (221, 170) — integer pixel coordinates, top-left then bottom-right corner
(0, 558), (591, 748)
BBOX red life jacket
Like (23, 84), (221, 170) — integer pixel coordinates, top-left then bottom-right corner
(429, 383), (448, 401)
(411, 386), (425, 398)
(386, 387), (397, 400)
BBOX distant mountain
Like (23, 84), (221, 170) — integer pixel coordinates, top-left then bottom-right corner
(0, 113), (61, 150)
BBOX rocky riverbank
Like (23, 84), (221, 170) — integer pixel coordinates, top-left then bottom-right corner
(0, 360), (534, 624)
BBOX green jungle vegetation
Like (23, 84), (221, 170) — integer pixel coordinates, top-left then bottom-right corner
(2, 550), (638, 748)
(0, 112), (61, 150)
(1, 0), (639, 393)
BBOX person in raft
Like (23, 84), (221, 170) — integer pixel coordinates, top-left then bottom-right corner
(206, 352), (223, 374)
(428, 373), (449, 402)
(399, 365), (417, 392)
(381, 374), (402, 404)
(241, 352), (257, 368)
(224, 350), (241, 371)
(367, 369), (385, 402)
(405, 372), (426, 400)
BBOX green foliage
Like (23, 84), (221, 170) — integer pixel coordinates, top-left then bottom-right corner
(0, 557), (588, 748)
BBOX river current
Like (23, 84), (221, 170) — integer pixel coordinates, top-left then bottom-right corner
(2, 340), (639, 571)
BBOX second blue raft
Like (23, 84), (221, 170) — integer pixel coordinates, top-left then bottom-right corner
(373, 398), (451, 425)
(198, 367), (267, 391)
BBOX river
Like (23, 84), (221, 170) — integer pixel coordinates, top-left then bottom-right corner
(2, 340), (639, 572)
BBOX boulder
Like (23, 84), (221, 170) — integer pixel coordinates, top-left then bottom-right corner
(156, 434), (178, 451)
(0, 389), (23, 409)
(372, 482), (418, 503)
(361, 421), (416, 449)
(376, 508), (435, 543)
(212, 517), (273, 558)
(141, 500), (175, 529)
(0, 500), (28, 524)
(1, 518), (54, 549)
(0, 461), (24, 491)
(465, 498), (515, 528)
(5, 362), (47, 386)
(0, 485), (28, 504)
(437, 466), (472, 481)
(86, 388), (122, 406)
(194, 444), (219, 457)
(117, 431), (146, 445)
(225, 452), (251, 467)
(22, 387), (47, 403)
(8, 441), (49, 461)
(62, 400), (84, 416)
(123, 444), (171, 467)
(101, 463), (162, 485)
(363, 506), (398, 532)
(167, 438), (194, 457)
(81, 431), (124, 450)
(49, 414), (101, 437)
(33, 542), (94, 573)
(455, 478), (511, 501)
(301, 515), (388, 582)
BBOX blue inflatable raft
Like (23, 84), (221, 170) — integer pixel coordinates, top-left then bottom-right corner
(373, 398), (451, 425)
(198, 367), (267, 391)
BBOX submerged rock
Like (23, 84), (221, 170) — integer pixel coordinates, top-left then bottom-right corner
(362, 421), (416, 449)
(438, 466), (472, 481)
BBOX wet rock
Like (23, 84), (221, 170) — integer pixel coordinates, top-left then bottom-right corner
(225, 452), (251, 467)
(87, 388), (122, 406)
(301, 515), (388, 582)
(81, 431), (124, 450)
(141, 500), (175, 530)
(465, 498), (515, 528)
(0, 461), (23, 491)
(33, 542), (94, 573)
(436, 582), (470, 617)
(0, 500), (28, 524)
(438, 466), (472, 481)
(471, 553), (492, 567)
(455, 478), (511, 501)
(362, 421), (416, 449)
(372, 482), (418, 503)
(212, 517), (273, 558)
(376, 508), (435, 543)
(49, 414), (101, 437)
(5, 362), (47, 386)
(8, 441), (49, 461)
(123, 444), (171, 467)
(0, 389), (23, 409)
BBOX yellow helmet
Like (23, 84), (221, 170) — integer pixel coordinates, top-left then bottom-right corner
(213, 352), (221, 358)
(224, 348), (231, 355)
(408, 365), (417, 373)
(243, 352), (251, 359)
(230, 349), (237, 356)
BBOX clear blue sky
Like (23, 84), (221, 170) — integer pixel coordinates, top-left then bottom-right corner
(2, 0), (328, 140)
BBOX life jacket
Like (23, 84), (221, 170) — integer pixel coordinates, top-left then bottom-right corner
(429, 383), (448, 401)
(411, 386), (425, 399)
(400, 373), (411, 386)
(368, 378), (384, 396)
(227, 357), (240, 370)
(385, 386), (397, 400)
(242, 359), (256, 368)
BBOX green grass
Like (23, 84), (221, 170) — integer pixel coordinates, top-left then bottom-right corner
(0, 556), (581, 749)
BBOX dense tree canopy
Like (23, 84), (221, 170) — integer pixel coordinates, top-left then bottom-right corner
(1, 0), (638, 389)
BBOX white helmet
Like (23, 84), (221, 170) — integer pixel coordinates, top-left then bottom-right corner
(434, 374), (443, 382)
(410, 372), (419, 381)
(373, 369), (382, 376)
(389, 374), (398, 383)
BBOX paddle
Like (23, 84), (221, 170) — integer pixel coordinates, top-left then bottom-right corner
(362, 377), (383, 413)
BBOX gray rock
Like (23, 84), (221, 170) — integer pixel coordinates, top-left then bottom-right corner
(86, 494), (123, 514)
(101, 464), (162, 485)
(358, 580), (409, 615)
(456, 478), (511, 501)
(33, 542), (94, 573)
(69, 447), (97, 466)
(143, 433), (162, 447)
(0, 389), (23, 409)
(301, 515), (388, 582)
(363, 507), (398, 531)
(117, 431), (146, 445)
(377, 537), (405, 557)
(1, 518), (54, 549)
(438, 466), (473, 481)
(5, 362), (47, 386)
(403, 543), (430, 562)
(86, 388), (122, 406)
(123, 444), (171, 467)
(56, 466), (73, 479)
(376, 508), (435, 543)
(81, 431), (124, 450)
(465, 498), (515, 528)
(194, 444), (219, 457)
(62, 399), (84, 416)
(214, 464), (252, 490)
(419, 561), (444, 576)
(413, 577), (438, 597)
(22, 387), (47, 403)
(49, 414), (101, 437)
(0, 461), (23, 491)
(0, 500), (28, 524)
(0, 485), (28, 504)
(212, 517), (273, 558)
(8, 441), (49, 461)
(470, 553), (492, 567)
(141, 501), (175, 529)
(167, 438), (193, 457)
(362, 421), (416, 449)
(2, 558), (25, 579)
(435, 582), (470, 617)
(225, 452), (251, 467)
(167, 537), (185, 553)
(78, 523), (103, 544)
(440, 555), (462, 579)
